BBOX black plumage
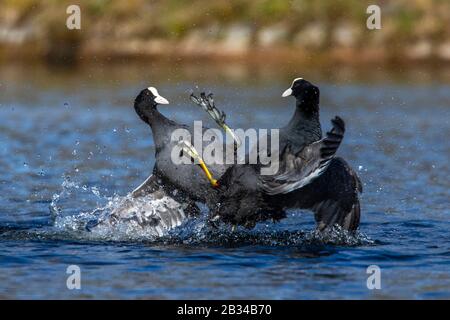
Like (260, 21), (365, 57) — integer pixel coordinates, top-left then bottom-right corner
(207, 79), (362, 231)
(132, 87), (229, 214)
(131, 81), (361, 232)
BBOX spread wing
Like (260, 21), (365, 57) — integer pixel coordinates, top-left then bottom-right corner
(85, 173), (188, 235)
(131, 173), (161, 198)
(259, 116), (345, 195)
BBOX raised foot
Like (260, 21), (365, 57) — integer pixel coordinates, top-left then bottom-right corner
(190, 92), (241, 147)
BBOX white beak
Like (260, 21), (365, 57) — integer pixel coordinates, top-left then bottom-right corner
(282, 87), (292, 97)
(154, 95), (169, 105)
(148, 86), (170, 105)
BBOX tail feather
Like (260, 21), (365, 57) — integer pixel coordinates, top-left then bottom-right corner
(313, 198), (360, 232)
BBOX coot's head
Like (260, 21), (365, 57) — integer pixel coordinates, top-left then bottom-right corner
(282, 78), (320, 107)
(134, 87), (169, 123)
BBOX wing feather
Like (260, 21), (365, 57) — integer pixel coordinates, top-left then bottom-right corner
(260, 116), (345, 195)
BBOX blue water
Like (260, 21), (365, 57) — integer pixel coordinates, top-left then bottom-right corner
(0, 63), (449, 299)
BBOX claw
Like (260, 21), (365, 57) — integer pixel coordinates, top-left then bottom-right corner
(190, 93), (201, 105)
(178, 140), (200, 160)
(190, 91), (241, 147)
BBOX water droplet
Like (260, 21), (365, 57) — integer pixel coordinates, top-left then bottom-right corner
(92, 187), (100, 197)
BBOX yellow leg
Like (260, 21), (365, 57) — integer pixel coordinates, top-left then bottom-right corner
(223, 124), (241, 147)
(178, 140), (219, 188)
(199, 160), (219, 188)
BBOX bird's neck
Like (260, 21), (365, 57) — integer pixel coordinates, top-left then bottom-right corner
(148, 108), (174, 149)
(146, 107), (166, 126)
(285, 100), (322, 141)
(135, 102), (172, 147)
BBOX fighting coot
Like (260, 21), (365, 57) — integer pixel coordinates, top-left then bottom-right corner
(203, 79), (362, 231)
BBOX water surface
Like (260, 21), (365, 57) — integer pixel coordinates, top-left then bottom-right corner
(0, 62), (449, 299)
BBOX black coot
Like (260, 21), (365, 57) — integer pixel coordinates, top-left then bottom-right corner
(132, 87), (232, 216)
(207, 79), (362, 231)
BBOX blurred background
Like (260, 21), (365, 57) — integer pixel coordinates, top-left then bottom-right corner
(0, 0), (450, 66)
(0, 1), (449, 299)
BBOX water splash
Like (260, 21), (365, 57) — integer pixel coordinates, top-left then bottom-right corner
(49, 176), (191, 241)
(42, 176), (374, 247)
(158, 223), (374, 247)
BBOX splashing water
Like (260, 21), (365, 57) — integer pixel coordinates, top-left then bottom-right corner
(48, 176), (195, 241)
(2, 65), (448, 299)
(45, 176), (373, 246)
